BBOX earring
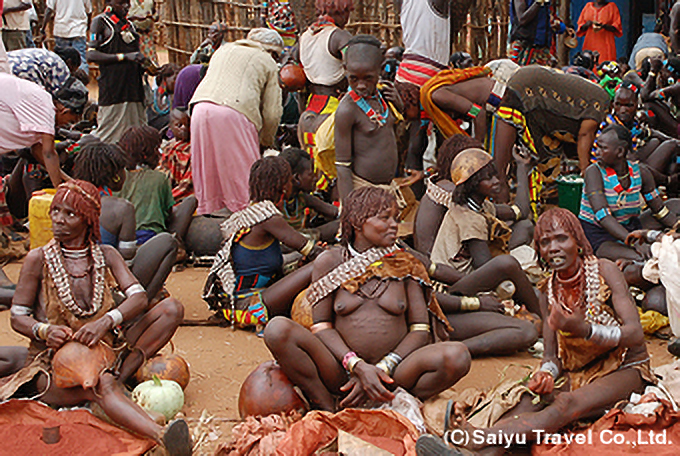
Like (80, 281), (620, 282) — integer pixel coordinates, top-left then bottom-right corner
(112, 175), (121, 183)
(578, 247), (583, 255)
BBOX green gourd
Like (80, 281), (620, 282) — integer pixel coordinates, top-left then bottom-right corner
(132, 375), (185, 421)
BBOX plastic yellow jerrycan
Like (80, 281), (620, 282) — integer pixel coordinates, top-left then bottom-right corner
(29, 189), (56, 249)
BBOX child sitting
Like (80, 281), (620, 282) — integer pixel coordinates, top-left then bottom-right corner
(280, 148), (339, 242)
(116, 126), (197, 246)
(160, 108), (193, 201)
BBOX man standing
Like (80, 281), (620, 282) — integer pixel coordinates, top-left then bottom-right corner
(39, 0), (92, 75)
(87, 0), (147, 143)
(1, 0), (31, 51)
(509, 0), (558, 65)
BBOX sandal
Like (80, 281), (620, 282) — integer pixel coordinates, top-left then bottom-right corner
(162, 418), (193, 456)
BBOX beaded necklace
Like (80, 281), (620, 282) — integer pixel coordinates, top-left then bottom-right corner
(43, 240), (106, 318)
(547, 255), (618, 326)
(347, 88), (389, 126)
(99, 186), (113, 197)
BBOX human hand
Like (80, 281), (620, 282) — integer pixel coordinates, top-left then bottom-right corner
(527, 370), (555, 395)
(339, 376), (368, 408)
(344, 361), (395, 405)
(125, 52), (147, 65)
(45, 325), (74, 349)
(625, 230), (648, 246)
(400, 169), (425, 187)
(379, 80), (403, 112)
(547, 305), (589, 337)
(512, 143), (535, 167)
(479, 295), (504, 313)
(581, 20), (593, 30)
(634, 242), (652, 261)
(73, 318), (112, 347)
(35, 30), (47, 46)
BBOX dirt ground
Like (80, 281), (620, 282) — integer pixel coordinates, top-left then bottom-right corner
(2, 260), (676, 455)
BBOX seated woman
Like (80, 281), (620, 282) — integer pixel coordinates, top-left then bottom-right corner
(73, 141), (179, 301)
(116, 126), (197, 246)
(418, 208), (654, 455)
(424, 147), (540, 356)
(264, 186), (471, 411)
(1, 180), (190, 455)
(414, 134), (482, 257)
(579, 123), (678, 262)
(203, 156), (324, 327)
(280, 148), (339, 242)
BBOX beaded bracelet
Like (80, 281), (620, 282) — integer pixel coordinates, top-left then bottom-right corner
(467, 103), (482, 119)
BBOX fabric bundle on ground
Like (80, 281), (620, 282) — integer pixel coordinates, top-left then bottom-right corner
(0, 399), (155, 455)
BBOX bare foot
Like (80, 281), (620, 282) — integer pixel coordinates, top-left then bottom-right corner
(445, 402), (483, 451)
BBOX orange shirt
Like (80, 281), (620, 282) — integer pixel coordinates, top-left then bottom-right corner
(577, 2), (622, 63)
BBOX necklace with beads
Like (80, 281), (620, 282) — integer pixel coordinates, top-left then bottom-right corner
(43, 239), (106, 318)
(547, 255), (618, 326)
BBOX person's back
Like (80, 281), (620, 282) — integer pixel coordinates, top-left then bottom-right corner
(399, 0), (449, 66)
(190, 39), (280, 136)
(8, 47), (70, 95)
(116, 167), (174, 235)
(48, 0), (90, 40)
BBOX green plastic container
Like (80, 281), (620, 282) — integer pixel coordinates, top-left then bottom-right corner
(556, 175), (584, 215)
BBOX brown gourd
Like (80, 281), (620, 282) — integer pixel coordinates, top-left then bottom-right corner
(135, 352), (191, 391)
(52, 341), (116, 389)
(238, 361), (308, 419)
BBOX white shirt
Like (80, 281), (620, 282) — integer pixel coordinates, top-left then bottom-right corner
(46, 0), (92, 38)
(0, 73), (55, 153)
(2, 0), (31, 31)
(400, 0), (451, 65)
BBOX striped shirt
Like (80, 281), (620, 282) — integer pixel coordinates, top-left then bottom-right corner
(579, 161), (643, 225)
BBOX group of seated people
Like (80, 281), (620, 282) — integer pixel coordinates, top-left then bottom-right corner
(2, 11), (680, 456)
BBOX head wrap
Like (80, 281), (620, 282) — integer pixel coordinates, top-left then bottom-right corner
(51, 179), (102, 244)
(247, 28), (284, 57)
(54, 77), (88, 115)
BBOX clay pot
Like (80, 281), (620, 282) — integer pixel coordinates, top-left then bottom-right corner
(238, 361), (308, 419)
(135, 353), (191, 391)
(185, 215), (227, 257)
(279, 63), (307, 92)
(52, 341), (116, 389)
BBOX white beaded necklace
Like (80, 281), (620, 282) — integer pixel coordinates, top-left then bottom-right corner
(43, 240), (106, 318)
(547, 255), (618, 326)
(61, 246), (90, 260)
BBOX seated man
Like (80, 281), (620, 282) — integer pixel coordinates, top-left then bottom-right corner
(594, 81), (679, 189)
(579, 124), (678, 261)
(264, 186), (471, 411)
(418, 208), (654, 454)
(2, 180), (190, 455)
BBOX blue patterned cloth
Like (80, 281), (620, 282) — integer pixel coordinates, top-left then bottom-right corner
(8, 48), (71, 96)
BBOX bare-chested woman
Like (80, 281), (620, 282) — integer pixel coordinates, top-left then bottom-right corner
(417, 208), (653, 456)
(264, 187), (471, 411)
(2, 180), (190, 455)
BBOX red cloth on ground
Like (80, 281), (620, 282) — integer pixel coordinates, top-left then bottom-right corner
(532, 399), (680, 455)
(276, 408), (419, 455)
(0, 399), (155, 455)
